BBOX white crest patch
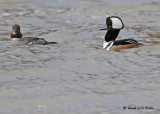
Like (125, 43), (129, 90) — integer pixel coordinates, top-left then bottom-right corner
(103, 41), (114, 51)
(110, 18), (123, 29)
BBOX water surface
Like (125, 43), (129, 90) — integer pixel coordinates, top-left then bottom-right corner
(0, 0), (160, 113)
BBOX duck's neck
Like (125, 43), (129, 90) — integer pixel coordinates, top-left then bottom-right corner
(11, 32), (23, 39)
(105, 29), (120, 42)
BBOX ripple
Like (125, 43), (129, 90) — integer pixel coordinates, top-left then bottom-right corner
(0, 0), (160, 113)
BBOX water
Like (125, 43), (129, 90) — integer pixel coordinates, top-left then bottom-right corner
(0, 0), (160, 114)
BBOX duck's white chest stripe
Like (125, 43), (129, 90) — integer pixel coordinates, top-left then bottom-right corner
(103, 41), (114, 51)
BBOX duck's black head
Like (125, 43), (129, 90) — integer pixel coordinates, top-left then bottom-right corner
(100, 16), (124, 50)
(102, 16), (124, 30)
(11, 24), (23, 38)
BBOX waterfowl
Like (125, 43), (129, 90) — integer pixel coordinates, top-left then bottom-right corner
(11, 24), (57, 45)
(100, 16), (142, 50)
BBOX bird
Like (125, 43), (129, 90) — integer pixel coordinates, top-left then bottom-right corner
(10, 24), (57, 45)
(100, 16), (142, 51)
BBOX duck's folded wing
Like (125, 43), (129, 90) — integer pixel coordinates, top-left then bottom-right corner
(20, 37), (48, 45)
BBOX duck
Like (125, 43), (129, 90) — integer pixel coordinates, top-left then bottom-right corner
(100, 16), (142, 50)
(10, 24), (57, 45)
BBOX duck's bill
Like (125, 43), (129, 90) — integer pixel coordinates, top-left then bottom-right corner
(100, 28), (108, 31)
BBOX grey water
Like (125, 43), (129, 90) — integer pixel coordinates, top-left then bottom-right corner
(0, 0), (160, 114)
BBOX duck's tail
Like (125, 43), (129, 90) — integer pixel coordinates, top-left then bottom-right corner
(47, 42), (58, 45)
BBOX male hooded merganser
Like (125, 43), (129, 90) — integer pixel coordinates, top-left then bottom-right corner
(11, 24), (57, 45)
(100, 16), (142, 50)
